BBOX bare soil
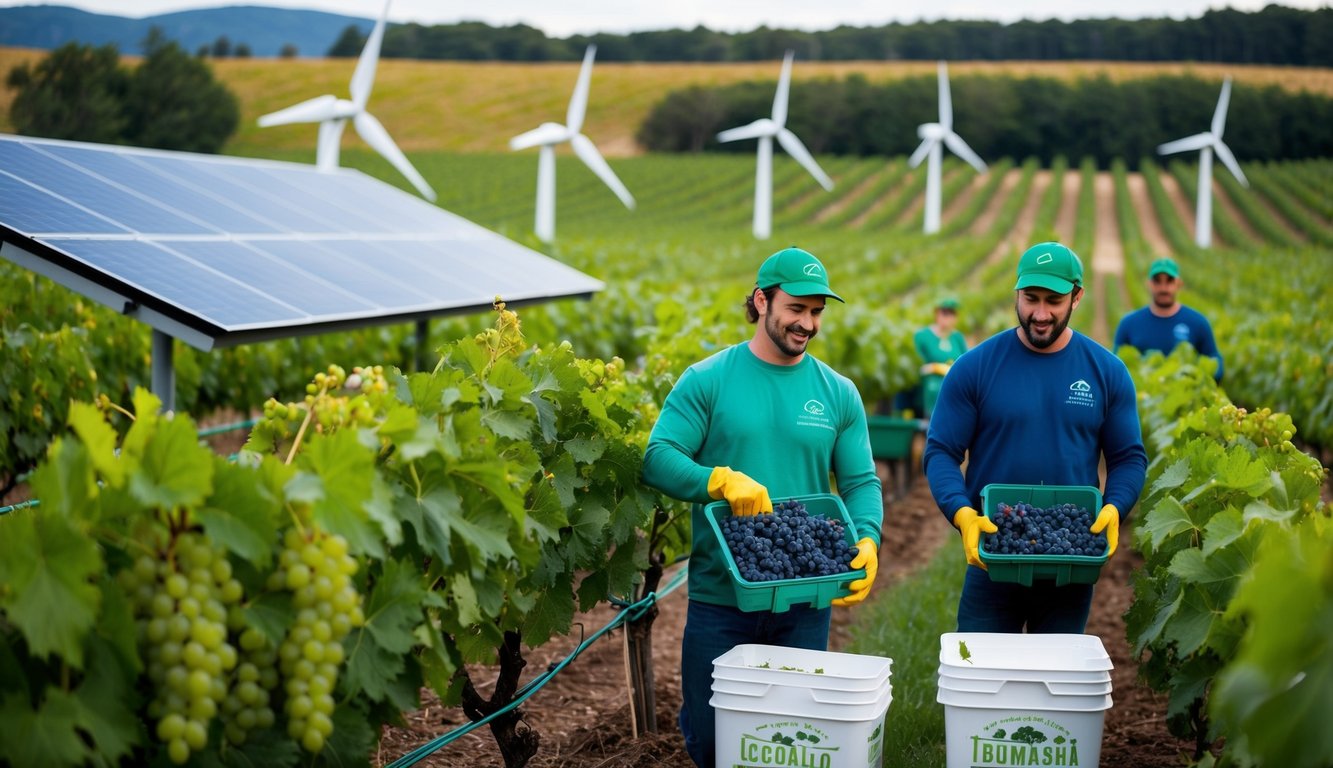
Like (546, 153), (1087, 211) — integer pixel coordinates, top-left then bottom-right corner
(375, 465), (1195, 768)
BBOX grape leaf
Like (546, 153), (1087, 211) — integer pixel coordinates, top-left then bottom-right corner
(94, 576), (140, 674)
(1169, 538), (1259, 585)
(73, 637), (142, 765)
(27, 437), (96, 522)
(522, 571), (574, 645)
(1201, 508), (1246, 557)
(564, 498), (611, 570)
(214, 727), (301, 768)
(1144, 458), (1190, 502)
(1241, 499), (1296, 525)
(0, 688), (90, 767)
(322, 703), (378, 768)
(1212, 445), (1272, 496)
(0, 512), (101, 667)
(480, 407), (534, 440)
(565, 435), (607, 465)
(1162, 585), (1216, 657)
(299, 430), (384, 559)
(129, 414), (214, 510)
(66, 401), (122, 486)
(196, 457), (279, 567)
(242, 591), (294, 648)
(1140, 496), (1197, 552)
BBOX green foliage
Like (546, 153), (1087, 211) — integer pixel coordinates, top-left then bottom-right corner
(5, 27), (238, 153)
(5, 41), (129, 143)
(639, 75), (1333, 166)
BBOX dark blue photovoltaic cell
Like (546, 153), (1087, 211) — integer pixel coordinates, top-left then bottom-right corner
(0, 171), (131, 235)
(42, 144), (285, 234)
(251, 239), (438, 309)
(130, 154), (336, 233)
(51, 239), (305, 328)
(163, 240), (379, 318)
(0, 142), (212, 235)
(0, 135), (603, 342)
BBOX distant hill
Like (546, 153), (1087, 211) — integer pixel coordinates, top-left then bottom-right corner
(0, 4), (374, 57)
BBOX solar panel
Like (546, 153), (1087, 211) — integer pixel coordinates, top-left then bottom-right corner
(0, 134), (604, 352)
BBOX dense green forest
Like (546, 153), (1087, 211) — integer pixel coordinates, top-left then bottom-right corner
(328, 5), (1333, 66)
(637, 74), (1333, 165)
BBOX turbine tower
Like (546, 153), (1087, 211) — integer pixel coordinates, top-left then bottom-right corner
(908, 61), (987, 235)
(715, 50), (833, 240)
(509, 45), (635, 243)
(256, 0), (434, 201)
(1156, 77), (1248, 248)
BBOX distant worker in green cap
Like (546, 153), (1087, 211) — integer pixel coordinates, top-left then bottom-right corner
(923, 242), (1147, 634)
(1113, 257), (1223, 381)
(911, 295), (969, 419)
(643, 246), (883, 768)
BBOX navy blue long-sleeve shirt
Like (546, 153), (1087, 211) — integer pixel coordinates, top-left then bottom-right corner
(923, 328), (1147, 522)
(1113, 304), (1223, 381)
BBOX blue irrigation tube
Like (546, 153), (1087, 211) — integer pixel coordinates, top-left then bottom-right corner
(197, 418), (258, 438)
(386, 565), (689, 768)
(0, 498), (39, 516)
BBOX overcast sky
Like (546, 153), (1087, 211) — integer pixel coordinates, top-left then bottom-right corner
(4, 1), (1329, 36)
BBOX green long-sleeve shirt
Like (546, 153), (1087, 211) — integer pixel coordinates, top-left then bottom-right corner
(641, 342), (883, 606)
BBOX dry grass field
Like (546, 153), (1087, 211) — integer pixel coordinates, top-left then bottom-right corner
(2, 45), (1332, 157)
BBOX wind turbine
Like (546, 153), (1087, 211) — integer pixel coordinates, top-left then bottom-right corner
(509, 45), (634, 243)
(908, 61), (988, 235)
(1156, 77), (1248, 248)
(716, 50), (833, 240)
(256, 0), (435, 202)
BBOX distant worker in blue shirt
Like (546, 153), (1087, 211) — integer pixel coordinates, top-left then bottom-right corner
(923, 242), (1147, 633)
(1113, 257), (1223, 381)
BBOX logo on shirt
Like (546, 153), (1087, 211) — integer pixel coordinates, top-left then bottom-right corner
(1173, 323), (1191, 343)
(1066, 379), (1095, 408)
(803, 399), (826, 415)
(798, 398), (835, 431)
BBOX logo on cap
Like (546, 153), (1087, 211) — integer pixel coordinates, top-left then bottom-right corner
(1037, 253), (1054, 265)
(802, 263), (823, 277)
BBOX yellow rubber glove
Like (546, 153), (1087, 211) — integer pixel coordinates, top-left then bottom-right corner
(920, 362), (951, 376)
(952, 506), (998, 569)
(832, 537), (878, 606)
(707, 467), (772, 517)
(1090, 504), (1120, 557)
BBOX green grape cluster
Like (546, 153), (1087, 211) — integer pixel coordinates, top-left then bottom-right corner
(269, 528), (364, 753)
(220, 620), (279, 746)
(118, 533), (243, 764)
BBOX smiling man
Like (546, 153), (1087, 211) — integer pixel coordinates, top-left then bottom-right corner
(641, 246), (883, 768)
(922, 242), (1147, 634)
(1113, 257), (1223, 381)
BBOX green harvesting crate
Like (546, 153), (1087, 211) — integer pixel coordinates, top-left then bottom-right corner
(866, 415), (923, 460)
(705, 493), (866, 613)
(978, 484), (1107, 586)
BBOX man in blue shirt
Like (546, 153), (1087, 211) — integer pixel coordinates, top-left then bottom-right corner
(923, 242), (1147, 633)
(1113, 257), (1223, 381)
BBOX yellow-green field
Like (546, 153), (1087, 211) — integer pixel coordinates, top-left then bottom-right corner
(3, 45), (1332, 156)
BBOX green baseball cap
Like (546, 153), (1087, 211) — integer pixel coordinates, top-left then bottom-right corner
(756, 247), (844, 302)
(1014, 242), (1083, 294)
(1148, 257), (1180, 279)
(935, 295), (960, 310)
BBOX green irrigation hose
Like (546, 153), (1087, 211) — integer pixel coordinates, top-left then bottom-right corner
(0, 499), (39, 516)
(385, 565), (689, 768)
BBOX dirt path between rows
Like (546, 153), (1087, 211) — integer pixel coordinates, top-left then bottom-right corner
(1090, 172), (1127, 345)
(1053, 170), (1081, 243)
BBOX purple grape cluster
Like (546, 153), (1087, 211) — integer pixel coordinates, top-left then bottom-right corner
(984, 502), (1107, 557)
(720, 500), (859, 582)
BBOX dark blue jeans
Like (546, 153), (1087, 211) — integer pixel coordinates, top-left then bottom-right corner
(679, 599), (832, 768)
(956, 565), (1095, 633)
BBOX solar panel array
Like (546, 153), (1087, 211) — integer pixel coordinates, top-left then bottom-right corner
(0, 134), (603, 350)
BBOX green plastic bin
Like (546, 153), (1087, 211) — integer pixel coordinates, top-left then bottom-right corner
(978, 484), (1108, 586)
(866, 415), (922, 461)
(705, 493), (866, 613)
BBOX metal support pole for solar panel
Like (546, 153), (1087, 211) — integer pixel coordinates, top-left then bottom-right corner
(151, 330), (176, 413)
(415, 319), (430, 372)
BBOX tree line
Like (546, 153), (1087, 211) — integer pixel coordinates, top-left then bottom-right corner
(327, 5), (1333, 66)
(5, 29), (238, 153)
(636, 74), (1333, 167)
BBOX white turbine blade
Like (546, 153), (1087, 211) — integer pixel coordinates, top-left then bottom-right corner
(350, 0), (391, 110)
(353, 111), (436, 201)
(510, 123), (571, 151)
(717, 119), (777, 143)
(257, 94), (339, 127)
(570, 134), (635, 209)
(937, 61), (953, 130)
(1211, 78), (1233, 138)
(566, 45), (597, 134)
(943, 132), (987, 173)
(772, 50), (795, 125)
(776, 129), (833, 191)
(1213, 140), (1248, 187)
(908, 137), (935, 168)
(1157, 133), (1214, 156)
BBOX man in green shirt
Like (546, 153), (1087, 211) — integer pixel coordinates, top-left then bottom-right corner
(642, 246), (883, 768)
(913, 295), (969, 418)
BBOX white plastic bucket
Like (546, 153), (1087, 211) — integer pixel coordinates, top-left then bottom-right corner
(938, 633), (1113, 768)
(712, 644), (893, 768)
